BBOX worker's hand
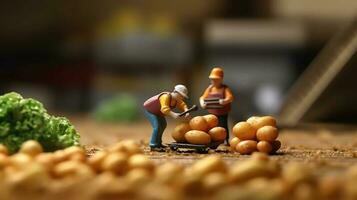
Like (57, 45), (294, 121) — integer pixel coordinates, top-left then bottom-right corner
(170, 112), (180, 119)
(219, 99), (229, 105)
(184, 113), (190, 118)
(200, 99), (207, 109)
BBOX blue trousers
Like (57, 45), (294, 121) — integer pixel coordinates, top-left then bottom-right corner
(144, 110), (167, 147)
(217, 114), (229, 144)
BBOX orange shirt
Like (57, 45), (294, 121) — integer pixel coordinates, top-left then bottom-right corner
(200, 85), (234, 102)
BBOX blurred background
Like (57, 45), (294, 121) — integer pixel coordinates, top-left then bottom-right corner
(1, 0), (356, 125)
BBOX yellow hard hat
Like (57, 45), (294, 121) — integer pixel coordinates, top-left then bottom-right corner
(209, 67), (224, 79)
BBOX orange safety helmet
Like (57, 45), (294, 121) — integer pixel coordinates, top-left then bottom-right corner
(209, 67), (224, 79)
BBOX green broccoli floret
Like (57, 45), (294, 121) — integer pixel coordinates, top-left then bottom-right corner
(0, 92), (80, 154)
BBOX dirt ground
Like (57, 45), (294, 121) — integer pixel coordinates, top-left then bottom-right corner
(71, 116), (357, 170)
(1, 115), (355, 200)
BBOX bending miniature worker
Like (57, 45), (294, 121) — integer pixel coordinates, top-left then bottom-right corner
(200, 67), (234, 144)
(143, 85), (190, 151)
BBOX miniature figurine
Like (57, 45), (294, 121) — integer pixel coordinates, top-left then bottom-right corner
(143, 84), (190, 151)
(199, 67), (234, 144)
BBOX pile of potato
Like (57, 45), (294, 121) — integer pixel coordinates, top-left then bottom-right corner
(0, 140), (147, 200)
(2, 140), (357, 199)
(0, 140), (284, 200)
(171, 115), (227, 145)
(0, 139), (281, 200)
(230, 116), (281, 154)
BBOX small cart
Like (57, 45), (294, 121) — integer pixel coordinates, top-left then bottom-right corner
(168, 142), (222, 154)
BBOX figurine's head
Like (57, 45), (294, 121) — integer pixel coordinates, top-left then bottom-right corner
(172, 84), (188, 100)
(209, 67), (224, 86)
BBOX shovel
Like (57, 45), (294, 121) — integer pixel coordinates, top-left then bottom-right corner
(178, 105), (198, 117)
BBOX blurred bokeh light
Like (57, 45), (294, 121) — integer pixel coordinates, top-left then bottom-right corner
(0, 0), (356, 123)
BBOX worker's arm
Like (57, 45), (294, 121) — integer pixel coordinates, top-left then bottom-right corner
(220, 87), (234, 105)
(177, 99), (188, 112)
(159, 94), (179, 119)
(199, 87), (211, 109)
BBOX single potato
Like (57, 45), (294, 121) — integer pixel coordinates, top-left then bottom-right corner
(64, 146), (85, 156)
(229, 137), (240, 151)
(257, 141), (273, 154)
(190, 116), (209, 132)
(155, 162), (184, 184)
(128, 154), (155, 172)
(190, 155), (226, 177)
(232, 122), (256, 140)
(229, 156), (279, 183)
(101, 152), (128, 174)
(208, 127), (227, 142)
(251, 116), (277, 130)
(88, 151), (108, 172)
(202, 172), (227, 191)
(126, 168), (151, 186)
(108, 140), (142, 155)
(236, 140), (257, 155)
(20, 140), (43, 157)
(185, 130), (211, 145)
(54, 160), (94, 178)
(0, 144), (8, 155)
(0, 154), (9, 169)
(256, 126), (279, 142)
(246, 116), (260, 128)
(203, 114), (219, 129)
(172, 123), (191, 143)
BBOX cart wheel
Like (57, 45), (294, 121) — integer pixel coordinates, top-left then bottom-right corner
(170, 146), (178, 151)
(210, 142), (222, 149)
(197, 148), (209, 154)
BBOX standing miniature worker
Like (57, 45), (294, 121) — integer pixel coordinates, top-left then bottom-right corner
(200, 67), (234, 144)
(143, 85), (190, 151)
